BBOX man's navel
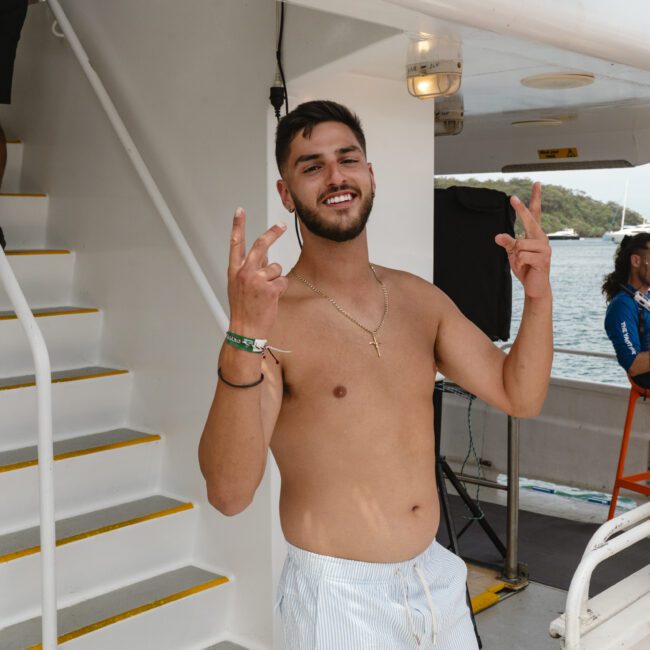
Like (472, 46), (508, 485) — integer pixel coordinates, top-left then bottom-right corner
(333, 385), (348, 399)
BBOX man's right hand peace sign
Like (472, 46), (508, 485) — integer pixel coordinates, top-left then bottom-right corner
(227, 207), (289, 337)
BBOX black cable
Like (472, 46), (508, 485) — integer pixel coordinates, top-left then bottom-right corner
(271, 3), (301, 248)
(440, 382), (485, 521)
(294, 213), (302, 249)
(277, 2), (289, 115)
(270, 2), (289, 120)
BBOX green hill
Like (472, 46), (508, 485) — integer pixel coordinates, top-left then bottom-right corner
(434, 177), (643, 238)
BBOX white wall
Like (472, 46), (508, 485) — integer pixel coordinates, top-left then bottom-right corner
(268, 72), (436, 280)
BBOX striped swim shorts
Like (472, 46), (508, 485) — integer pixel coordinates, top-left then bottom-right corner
(276, 538), (479, 649)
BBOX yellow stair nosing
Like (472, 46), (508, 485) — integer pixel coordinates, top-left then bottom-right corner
(0, 434), (162, 474)
(0, 502), (194, 564)
(25, 574), (229, 650)
(0, 192), (47, 198)
(5, 249), (70, 256)
(0, 308), (98, 321)
(0, 369), (129, 392)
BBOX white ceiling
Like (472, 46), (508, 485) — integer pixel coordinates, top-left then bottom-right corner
(287, 0), (650, 137)
(343, 32), (650, 130)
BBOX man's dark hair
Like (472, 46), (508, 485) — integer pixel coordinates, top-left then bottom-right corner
(602, 232), (650, 301)
(275, 100), (366, 174)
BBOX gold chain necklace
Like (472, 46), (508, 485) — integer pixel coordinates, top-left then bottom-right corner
(290, 264), (389, 357)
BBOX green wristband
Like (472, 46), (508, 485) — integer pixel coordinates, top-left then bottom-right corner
(225, 330), (267, 354)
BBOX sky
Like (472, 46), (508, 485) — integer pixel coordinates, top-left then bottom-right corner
(442, 163), (650, 224)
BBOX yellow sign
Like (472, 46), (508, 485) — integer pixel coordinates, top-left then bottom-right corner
(538, 148), (578, 159)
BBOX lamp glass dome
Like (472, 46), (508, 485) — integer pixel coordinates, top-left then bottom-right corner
(406, 36), (462, 99)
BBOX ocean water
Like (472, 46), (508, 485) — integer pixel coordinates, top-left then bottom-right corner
(508, 238), (629, 386)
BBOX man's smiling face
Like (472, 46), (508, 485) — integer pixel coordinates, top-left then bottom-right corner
(277, 121), (375, 242)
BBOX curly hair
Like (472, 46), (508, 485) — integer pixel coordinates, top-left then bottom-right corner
(602, 232), (650, 302)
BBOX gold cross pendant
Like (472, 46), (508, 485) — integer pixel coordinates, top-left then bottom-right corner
(369, 333), (382, 358)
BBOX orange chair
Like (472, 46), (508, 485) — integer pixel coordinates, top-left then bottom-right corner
(608, 377), (650, 520)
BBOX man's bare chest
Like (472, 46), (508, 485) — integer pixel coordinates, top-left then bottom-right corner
(277, 303), (437, 403)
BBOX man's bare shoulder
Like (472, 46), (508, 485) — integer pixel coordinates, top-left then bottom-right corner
(373, 265), (451, 307)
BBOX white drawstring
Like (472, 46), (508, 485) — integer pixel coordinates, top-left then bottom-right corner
(397, 567), (421, 646)
(396, 564), (439, 646)
(415, 563), (439, 645)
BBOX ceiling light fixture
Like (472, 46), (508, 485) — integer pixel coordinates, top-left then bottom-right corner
(406, 35), (462, 100)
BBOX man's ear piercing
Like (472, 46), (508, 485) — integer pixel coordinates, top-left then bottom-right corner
(288, 207), (295, 214)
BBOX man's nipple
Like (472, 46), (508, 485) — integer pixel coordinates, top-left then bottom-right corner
(333, 385), (348, 398)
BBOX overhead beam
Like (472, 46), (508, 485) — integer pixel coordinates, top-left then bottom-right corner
(386, 0), (650, 72)
(287, 0), (650, 72)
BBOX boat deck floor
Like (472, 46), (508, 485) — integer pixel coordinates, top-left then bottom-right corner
(476, 581), (566, 649)
(447, 482), (650, 648)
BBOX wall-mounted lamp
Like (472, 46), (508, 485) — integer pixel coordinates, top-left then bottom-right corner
(406, 35), (462, 99)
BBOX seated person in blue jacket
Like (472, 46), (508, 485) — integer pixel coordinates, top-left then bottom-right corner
(604, 233), (650, 388)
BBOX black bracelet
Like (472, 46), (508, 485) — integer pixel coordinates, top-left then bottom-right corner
(218, 366), (264, 388)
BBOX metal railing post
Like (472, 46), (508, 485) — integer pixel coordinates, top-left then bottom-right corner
(503, 415), (522, 583)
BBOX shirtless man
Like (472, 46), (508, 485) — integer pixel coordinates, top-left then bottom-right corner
(199, 100), (552, 649)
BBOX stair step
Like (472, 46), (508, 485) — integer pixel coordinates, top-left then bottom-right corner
(0, 306), (98, 320)
(0, 428), (161, 536)
(1, 141), (23, 193)
(0, 566), (228, 650)
(0, 495), (192, 564)
(0, 367), (128, 391)
(0, 370), (132, 448)
(0, 308), (101, 376)
(0, 249), (74, 309)
(0, 428), (160, 473)
(0, 192), (48, 248)
(0, 495), (194, 625)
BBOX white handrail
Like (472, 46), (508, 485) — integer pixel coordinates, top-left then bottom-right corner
(44, 0), (230, 334)
(0, 250), (57, 649)
(582, 500), (650, 554)
(562, 503), (650, 648)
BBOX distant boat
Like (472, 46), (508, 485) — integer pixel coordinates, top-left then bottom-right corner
(601, 177), (650, 243)
(603, 223), (650, 243)
(547, 228), (580, 240)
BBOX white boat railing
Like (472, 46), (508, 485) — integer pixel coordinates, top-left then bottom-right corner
(0, 249), (57, 649)
(502, 342), (617, 363)
(44, 0), (230, 334)
(550, 502), (650, 649)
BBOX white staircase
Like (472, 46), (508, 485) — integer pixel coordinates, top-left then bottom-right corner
(0, 141), (234, 649)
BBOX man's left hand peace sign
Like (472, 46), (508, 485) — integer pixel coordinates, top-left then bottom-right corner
(495, 182), (551, 300)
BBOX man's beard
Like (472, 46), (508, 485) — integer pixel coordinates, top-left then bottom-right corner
(292, 189), (374, 243)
